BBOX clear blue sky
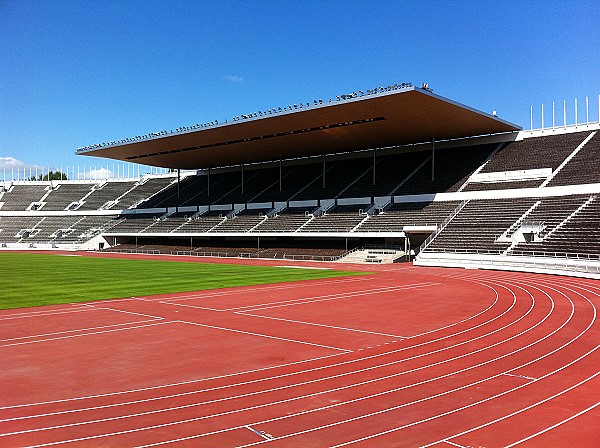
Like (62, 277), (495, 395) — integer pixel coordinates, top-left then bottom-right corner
(1, 0), (599, 175)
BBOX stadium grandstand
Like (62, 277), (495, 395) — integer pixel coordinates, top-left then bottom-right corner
(1, 84), (599, 276)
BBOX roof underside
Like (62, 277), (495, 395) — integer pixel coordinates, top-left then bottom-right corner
(77, 87), (521, 169)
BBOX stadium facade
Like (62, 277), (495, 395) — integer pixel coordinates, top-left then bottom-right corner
(1, 84), (600, 277)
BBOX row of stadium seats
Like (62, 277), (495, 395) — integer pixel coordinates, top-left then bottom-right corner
(105, 243), (349, 260)
(422, 194), (599, 256)
(2, 130), (597, 212)
(0, 177), (174, 211)
(4, 194), (599, 259)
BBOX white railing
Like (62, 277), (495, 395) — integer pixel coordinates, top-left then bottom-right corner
(421, 247), (600, 261)
(417, 252), (600, 276)
(100, 248), (161, 255)
(173, 250), (342, 261)
(419, 199), (470, 252)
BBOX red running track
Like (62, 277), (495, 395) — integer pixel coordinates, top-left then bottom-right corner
(0, 253), (599, 447)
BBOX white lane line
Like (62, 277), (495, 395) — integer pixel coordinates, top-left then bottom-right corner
(404, 283), (498, 340)
(302, 353), (600, 448)
(504, 401), (600, 447)
(152, 276), (376, 303)
(3, 272), (576, 444)
(503, 373), (537, 381)
(0, 321), (173, 348)
(176, 320), (351, 353)
(235, 312), (406, 338)
(161, 283), (438, 313)
(81, 303), (165, 320)
(242, 283), (441, 312)
(421, 373), (600, 448)
(128, 322), (597, 448)
(444, 441), (468, 448)
(417, 278), (600, 448)
(0, 279), (541, 438)
(0, 308), (95, 321)
(0, 319), (162, 343)
(334, 281), (594, 448)
(244, 425), (274, 440)
(0, 279), (504, 411)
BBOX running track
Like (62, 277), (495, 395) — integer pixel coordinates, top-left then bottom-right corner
(1, 253), (599, 447)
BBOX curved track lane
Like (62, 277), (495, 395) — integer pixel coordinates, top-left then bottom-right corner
(0, 259), (598, 447)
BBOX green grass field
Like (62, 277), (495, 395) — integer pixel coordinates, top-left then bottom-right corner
(0, 253), (364, 310)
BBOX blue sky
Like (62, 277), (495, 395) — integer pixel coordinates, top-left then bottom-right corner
(1, 0), (599, 176)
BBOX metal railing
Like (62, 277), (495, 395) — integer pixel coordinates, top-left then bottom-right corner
(419, 247), (600, 261)
(417, 250), (600, 276)
(173, 250), (342, 262)
(100, 248), (160, 255)
(419, 199), (470, 252)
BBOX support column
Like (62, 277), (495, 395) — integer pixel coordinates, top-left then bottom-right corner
(176, 168), (181, 212)
(322, 155), (326, 189)
(279, 158), (282, 192)
(372, 148), (377, 186)
(431, 139), (435, 182)
(207, 167), (211, 197)
(241, 163), (245, 195)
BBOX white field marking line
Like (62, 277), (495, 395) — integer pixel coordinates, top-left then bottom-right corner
(0, 321), (173, 348)
(268, 312), (596, 448)
(443, 441), (468, 448)
(162, 282), (439, 313)
(83, 298), (137, 304)
(400, 284), (499, 340)
(156, 301), (224, 312)
(0, 269), (515, 417)
(81, 303), (165, 320)
(148, 276), (377, 303)
(234, 312), (407, 338)
(0, 351), (348, 411)
(0, 279), (507, 415)
(1, 304), (90, 315)
(0, 319), (163, 343)
(503, 373), (536, 381)
(504, 401), (600, 447)
(156, 283), (439, 313)
(176, 320), (351, 353)
(236, 283), (442, 312)
(420, 279), (600, 448)
(331, 280), (595, 448)
(125, 282), (592, 448)
(160, 282), (440, 313)
(0, 286), (501, 424)
(0, 308), (95, 321)
(3, 279), (548, 438)
(244, 425), (274, 440)
(422, 375), (600, 448)
(277, 265), (332, 270)
(540, 277), (600, 297)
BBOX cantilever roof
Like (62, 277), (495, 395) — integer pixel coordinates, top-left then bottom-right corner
(76, 87), (521, 169)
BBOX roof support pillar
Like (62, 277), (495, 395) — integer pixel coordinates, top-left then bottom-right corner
(207, 167), (211, 197)
(322, 155), (326, 189)
(372, 148), (377, 186)
(279, 158), (282, 192)
(241, 162), (245, 195)
(176, 168), (180, 212)
(431, 139), (435, 182)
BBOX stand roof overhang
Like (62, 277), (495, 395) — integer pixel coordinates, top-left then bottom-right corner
(76, 87), (521, 169)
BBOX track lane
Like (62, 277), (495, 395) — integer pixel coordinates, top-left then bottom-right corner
(1, 261), (598, 447)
